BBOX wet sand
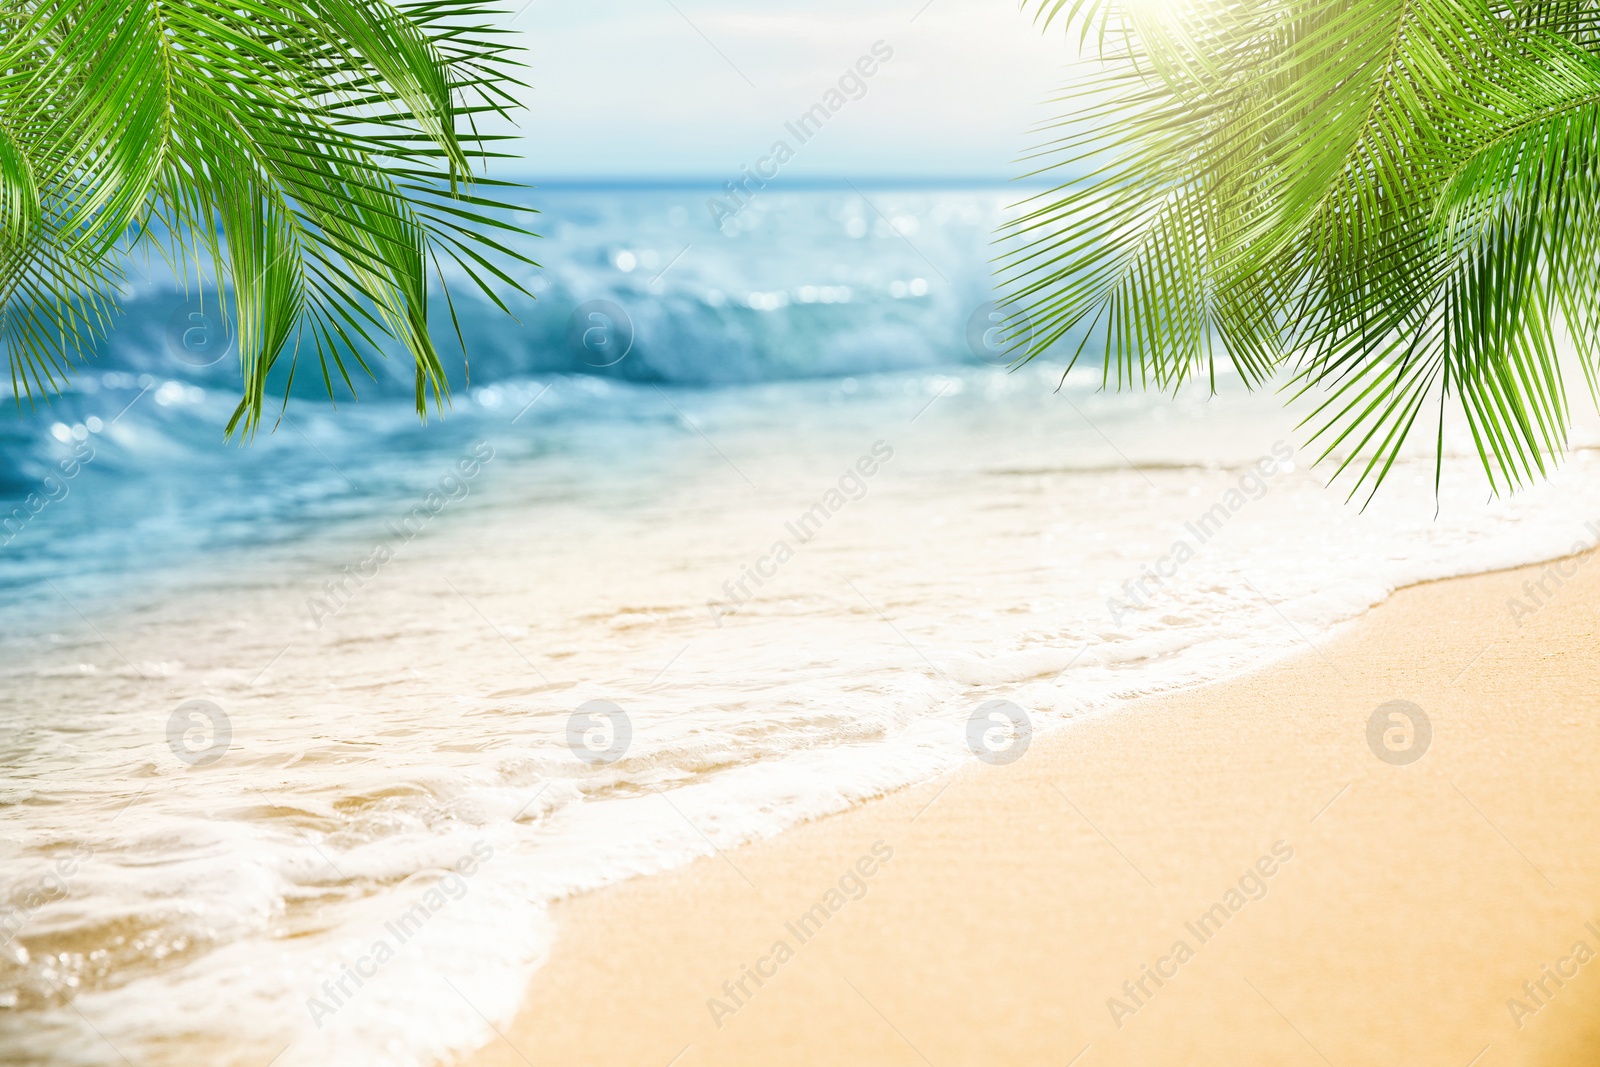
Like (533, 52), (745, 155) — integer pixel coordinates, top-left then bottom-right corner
(460, 551), (1600, 1067)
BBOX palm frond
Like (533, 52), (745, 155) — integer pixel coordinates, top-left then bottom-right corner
(0, 0), (536, 436)
(1007, 0), (1600, 499)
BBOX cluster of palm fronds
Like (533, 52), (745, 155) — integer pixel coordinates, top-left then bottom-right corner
(0, 0), (531, 435)
(1006, 0), (1600, 499)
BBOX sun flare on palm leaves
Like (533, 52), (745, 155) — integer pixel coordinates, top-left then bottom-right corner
(1007, 0), (1600, 501)
(0, 0), (533, 436)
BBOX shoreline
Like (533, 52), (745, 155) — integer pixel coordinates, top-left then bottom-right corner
(459, 552), (1600, 1067)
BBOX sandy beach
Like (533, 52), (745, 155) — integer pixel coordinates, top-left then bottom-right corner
(461, 552), (1600, 1067)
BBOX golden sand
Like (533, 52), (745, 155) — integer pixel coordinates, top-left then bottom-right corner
(461, 554), (1600, 1067)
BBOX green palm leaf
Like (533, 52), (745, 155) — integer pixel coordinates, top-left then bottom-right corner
(0, 0), (535, 436)
(1008, 0), (1600, 500)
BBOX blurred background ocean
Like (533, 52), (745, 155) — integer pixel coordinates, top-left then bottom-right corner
(0, 185), (1028, 631)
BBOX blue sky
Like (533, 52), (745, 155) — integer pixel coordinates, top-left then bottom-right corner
(506, 0), (1070, 180)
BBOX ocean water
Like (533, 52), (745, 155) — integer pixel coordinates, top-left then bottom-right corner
(4, 186), (1600, 1067)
